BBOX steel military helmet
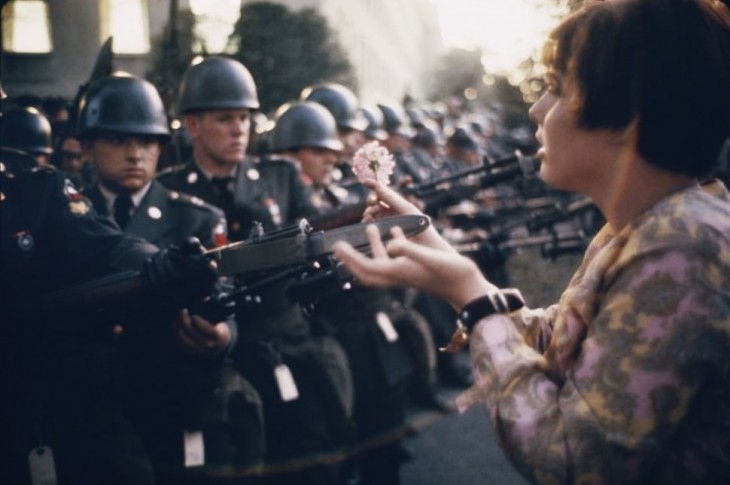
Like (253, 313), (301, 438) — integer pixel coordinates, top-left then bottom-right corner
(377, 103), (414, 138)
(301, 83), (367, 132)
(447, 126), (479, 152)
(76, 74), (170, 141)
(360, 105), (387, 141)
(177, 56), (259, 114)
(270, 101), (344, 153)
(413, 123), (443, 150)
(0, 106), (53, 155)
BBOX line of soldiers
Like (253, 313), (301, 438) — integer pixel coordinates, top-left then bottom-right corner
(1, 55), (597, 485)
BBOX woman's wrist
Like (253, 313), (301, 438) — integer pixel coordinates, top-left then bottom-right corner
(457, 288), (526, 334)
(450, 268), (498, 311)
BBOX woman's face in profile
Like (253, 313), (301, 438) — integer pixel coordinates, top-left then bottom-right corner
(529, 73), (626, 197)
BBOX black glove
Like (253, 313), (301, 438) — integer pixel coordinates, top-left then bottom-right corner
(142, 237), (218, 311)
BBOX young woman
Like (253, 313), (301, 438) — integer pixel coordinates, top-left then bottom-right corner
(334, 0), (730, 482)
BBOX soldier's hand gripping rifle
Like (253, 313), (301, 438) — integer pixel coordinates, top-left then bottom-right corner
(23, 215), (431, 319)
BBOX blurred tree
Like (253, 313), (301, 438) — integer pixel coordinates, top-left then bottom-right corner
(227, 2), (355, 114)
(429, 47), (485, 106)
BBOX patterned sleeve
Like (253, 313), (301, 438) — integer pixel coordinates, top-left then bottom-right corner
(468, 244), (728, 484)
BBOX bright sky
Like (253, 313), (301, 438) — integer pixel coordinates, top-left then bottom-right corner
(432, 0), (566, 75)
(188, 0), (565, 77)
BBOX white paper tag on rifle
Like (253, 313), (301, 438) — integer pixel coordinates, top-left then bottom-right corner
(28, 446), (57, 485)
(376, 311), (399, 342)
(275, 364), (299, 402)
(183, 430), (205, 467)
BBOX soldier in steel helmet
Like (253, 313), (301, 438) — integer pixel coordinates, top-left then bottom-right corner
(377, 102), (433, 185)
(158, 56), (318, 242)
(0, 141), (220, 484)
(77, 72), (264, 482)
(288, 87), (454, 484)
(158, 56), (350, 483)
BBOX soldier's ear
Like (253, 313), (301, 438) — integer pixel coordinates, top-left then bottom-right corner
(183, 114), (200, 138)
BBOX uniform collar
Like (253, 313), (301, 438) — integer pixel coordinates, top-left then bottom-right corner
(97, 181), (152, 215)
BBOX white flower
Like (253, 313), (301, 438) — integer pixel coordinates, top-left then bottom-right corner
(352, 141), (395, 185)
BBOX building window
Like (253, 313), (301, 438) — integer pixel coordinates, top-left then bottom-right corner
(99, 0), (150, 54)
(1, 0), (53, 54)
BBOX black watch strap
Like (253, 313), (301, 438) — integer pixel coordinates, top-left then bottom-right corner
(457, 288), (525, 333)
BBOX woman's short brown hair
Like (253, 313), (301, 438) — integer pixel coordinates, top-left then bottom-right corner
(543, 0), (730, 178)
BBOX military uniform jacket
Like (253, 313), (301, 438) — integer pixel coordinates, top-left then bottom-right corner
(84, 180), (226, 250)
(157, 157), (319, 242)
(85, 179), (239, 460)
(0, 166), (158, 482)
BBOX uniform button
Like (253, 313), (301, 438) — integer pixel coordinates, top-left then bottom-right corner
(232, 222), (241, 232)
(147, 206), (162, 219)
(112, 325), (124, 336)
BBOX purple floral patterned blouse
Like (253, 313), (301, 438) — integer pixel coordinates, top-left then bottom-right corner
(464, 181), (730, 484)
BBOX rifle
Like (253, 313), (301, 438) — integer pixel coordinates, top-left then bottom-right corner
(402, 150), (540, 199)
(23, 215), (430, 318)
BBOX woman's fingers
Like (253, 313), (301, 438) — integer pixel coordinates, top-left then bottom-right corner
(333, 241), (396, 287)
(366, 224), (388, 259)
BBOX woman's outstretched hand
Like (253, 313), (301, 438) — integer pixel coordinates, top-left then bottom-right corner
(333, 223), (497, 310)
(362, 179), (456, 253)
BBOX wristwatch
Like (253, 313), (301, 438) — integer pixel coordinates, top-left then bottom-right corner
(440, 288), (525, 353)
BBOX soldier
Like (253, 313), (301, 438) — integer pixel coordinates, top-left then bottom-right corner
(270, 101), (350, 209)
(445, 125), (481, 168)
(158, 56), (318, 242)
(300, 83), (368, 199)
(281, 90), (446, 484)
(76, 73), (264, 482)
(51, 134), (96, 190)
(377, 102), (432, 185)
(158, 56), (350, 484)
(0, 148), (218, 484)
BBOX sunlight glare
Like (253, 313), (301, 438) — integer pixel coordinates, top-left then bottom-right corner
(433, 0), (564, 75)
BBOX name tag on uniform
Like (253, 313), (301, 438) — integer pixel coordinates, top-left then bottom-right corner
(376, 311), (399, 343)
(28, 446), (57, 485)
(274, 364), (299, 402)
(183, 430), (205, 467)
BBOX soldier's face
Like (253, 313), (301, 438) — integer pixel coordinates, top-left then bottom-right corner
(59, 138), (85, 174)
(186, 109), (250, 168)
(297, 147), (338, 187)
(82, 133), (160, 193)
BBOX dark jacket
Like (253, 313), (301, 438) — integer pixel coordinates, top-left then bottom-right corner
(157, 157), (318, 242)
(1, 165), (158, 484)
(84, 179), (256, 469)
(84, 180), (226, 250)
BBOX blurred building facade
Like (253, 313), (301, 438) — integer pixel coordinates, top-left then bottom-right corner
(1, 0), (442, 104)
